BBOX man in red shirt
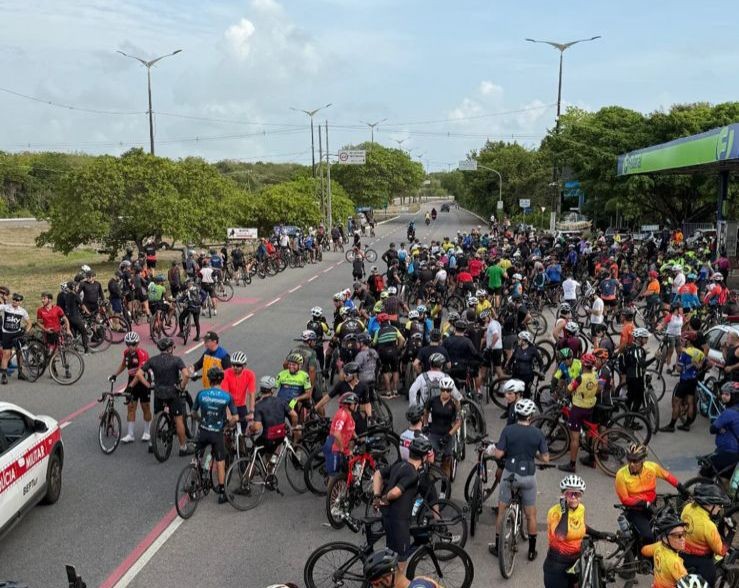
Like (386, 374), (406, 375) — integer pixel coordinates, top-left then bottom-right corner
(109, 331), (151, 443)
(221, 351), (256, 428)
(455, 266), (475, 297)
(328, 392), (359, 473)
(468, 253), (484, 279)
(36, 292), (69, 345)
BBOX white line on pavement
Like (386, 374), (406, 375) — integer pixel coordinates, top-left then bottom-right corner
(60, 421), (71, 429)
(232, 312), (254, 327)
(185, 342), (204, 354)
(308, 275), (317, 282)
(265, 297), (280, 307)
(112, 516), (183, 588)
(322, 267), (333, 274)
(289, 285), (302, 293)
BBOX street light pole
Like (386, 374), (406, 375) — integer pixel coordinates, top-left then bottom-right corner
(393, 138), (406, 151)
(290, 103), (332, 177)
(117, 49), (182, 155)
(361, 118), (387, 144)
(478, 164), (503, 209)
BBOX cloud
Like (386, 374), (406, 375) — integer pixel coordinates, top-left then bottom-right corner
(479, 81), (503, 97)
(225, 18), (256, 60)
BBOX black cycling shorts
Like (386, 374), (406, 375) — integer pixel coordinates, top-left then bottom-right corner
(674, 379), (698, 399)
(382, 512), (412, 562)
(1, 331), (23, 351)
(196, 428), (226, 461)
(127, 381), (151, 403)
(378, 347), (400, 372)
(153, 395), (184, 417)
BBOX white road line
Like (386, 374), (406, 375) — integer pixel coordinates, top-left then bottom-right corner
(232, 312), (254, 327)
(185, 342), (204, 354)
(308, 275), (318, 282)
(288, 285), (302, 293)
(322, 267), (333, 274)
(265, 297), (281, 307)
(60, 421), (71, 429)
(113, 516), (184, 588)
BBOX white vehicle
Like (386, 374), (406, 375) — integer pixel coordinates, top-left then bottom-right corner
(0, 402), (64, 538)
(704, 325), (739, 368)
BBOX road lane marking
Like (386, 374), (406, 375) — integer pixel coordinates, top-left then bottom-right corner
(185, 342), (204, 354)
(59, 400), (98, 425)
(265, 297), (280, 307)
(308, 275), (317, 282)
(231, 312), (254, 327)
(289, 285), (302, 293)
(60, 421), (71, 429)
(323, 267), (333, 273)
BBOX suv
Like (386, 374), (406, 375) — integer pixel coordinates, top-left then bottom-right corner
(0, 402), (64, 538)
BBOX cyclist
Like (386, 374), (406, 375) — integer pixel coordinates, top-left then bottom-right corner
(177, 280), (203, 342)
(59, 281), (90, 354)
(326, 392), (359, 474)
(501, 379), (525, 424)
(619, 327), (653, 412)
(36, 291), (70, 346)
(135, 337), (193, 456)
(79, 271), (105, 316)
(413, 329), (450, 374)
(615, 443), (685, 543)
(374, 313), (405, 399)
(443, 319), (483, 387)
(109, 332), (151, 443)
(680, 483), (731, 585)
(275, 353), (312, 410)
(552, 347), (581, 399)
(556, 321), (582, 358)
(408, 355), (461, 408)
(705, 381), (739, 479)
(660, 333), (704, 433)
(407, 221), (415, 242)
(147, 274), (167, 318)
(423, 376), (460, 478)
(490, 398), (550, 561)
(354, 332), (379, 388)
(190, 331), (231, 389)
(641, 511), (689, 588)
(0, 293), (31, 384)
(616, 308), (637, 356)
(505, 331), (543, 399)
(250, 375), (299, 463)
(289, 330), (321, 397)
(192, 366), (237, 504)
(199, 259), (218, 315)
(306, 306), (330, 372)
(362, 547), (442, 588)
(399, 404), (428, 462)
(221, 351), (256, 430)
(558, 353), (599, 473)
(317, 362), (370, 433)
(371, 436), (432, 576)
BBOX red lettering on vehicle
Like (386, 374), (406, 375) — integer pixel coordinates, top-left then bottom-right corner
(0, 426), (60, 496)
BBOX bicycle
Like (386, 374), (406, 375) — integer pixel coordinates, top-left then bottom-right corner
(97, 381), (131, 454)
(575, 531), (652, 588)
(174, 444), (217, 519)
(498, 463), (555, 578)
(465, 437), (500, 538)
(148, 301), (177, 343)
(213, 276), (234, 302)
(151, 388), (195, 462)
(223, 429), (308, 511)
(345, 245), (378, 263)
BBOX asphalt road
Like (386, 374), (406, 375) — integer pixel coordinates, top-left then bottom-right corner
(0, 206), (715, 588)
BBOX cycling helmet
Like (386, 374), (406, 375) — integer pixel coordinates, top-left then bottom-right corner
(467, 296), (478, 307)
(581, 353), (596, 368)
(409, 436), (433, 457)
(207, 366), (224, 383)
(408, 310), (420, 320)
(711, 272), (724, 281)
(439, 376), (455, 390)
(380, 291), (389, 299)
(687, 273), (697, 281)
(124, 331), (140, 345)
(363, 547), (398, 581)
(447, 311), (460, 322)
(558, 347), (573, 360)
(633, 328), (650, 339)
(154, 274), (165, 283)
(81, 264), (92, 273)
(720, 381), (739, 397)
(387, 286), (397, 295)
(338, 307), (349, 318)
(514, 398), (537, 418)
(286, 352), (304, 365)
(416, 304), (427, 314)
(311, 306), (323, 318)
(692, 483), (731, 507)
(230, 351), (247, 366)
(512, 273), (523, 280)
(559, 303), (572, 314)
(429, 352), (446, 368)
(593, 347), (610, 360)
(59, 282), (68, 292)
(357, 332), (372, 345)
(475, 288), (487, 298)
(454, 319), (468, 331)
(406, 404), (425, 424)
(301, 329), (317, 341)
(502, 379), (526, 394)
(339, 392), (359, 405)
(565, 321), (579, 334)
(333, 292), (343, 302)
(518, 331), (534, 344)
(652, 510), (686, 540)
(157, 337), (174, 351)
(343, 362), (360, 375)
(626, 442), (648, 462)
(621, 308), (636, 318)
(410, 332), (424, 342)
(648, 270), (659, 279)
(376, 313), (390, 322)
(373, 301), (384, 313)
(560, 474), (586, 492)
(259, 375), (276, 391)
(676, 574), (710, 588)
(479, 309), (491, 320)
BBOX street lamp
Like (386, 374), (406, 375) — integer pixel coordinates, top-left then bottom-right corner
(459, 160), (503, 212)
(360, 118), (387, 144)
(525, 36), (601, 129)
(117, 49), (182, 155)
(393, 138), (406, 151)
(290, 103), (332, 177)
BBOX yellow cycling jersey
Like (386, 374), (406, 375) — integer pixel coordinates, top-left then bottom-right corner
(554, 359), (582, 382)
(681, 502), (726, 557)
(641, 542), (687, 588)
(441, 241), (454, 252)
(499, 259), (512, 271)
(568, 371), (599, 409)
(475, 300), (492, 317)
(547, 503), (587, 557)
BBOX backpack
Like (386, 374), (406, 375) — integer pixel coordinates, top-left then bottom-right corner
(421, 373), (441, 404)
(307, 319), (325, 341)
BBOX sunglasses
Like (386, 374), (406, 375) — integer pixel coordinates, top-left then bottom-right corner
(564, 491), (582, 499)
(668, 531), (686, 540)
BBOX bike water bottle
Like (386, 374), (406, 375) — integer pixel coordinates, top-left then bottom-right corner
(7, 359), (16, 376)
(203, 452), (212, 471)
(617, 513), (631, 536)
(412, 498), (423, 517)
(730, 464), (739, 499)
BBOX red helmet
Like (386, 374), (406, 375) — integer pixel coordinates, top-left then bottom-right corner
(377, 313), (390, 322)
(581, 353), (596, 367)
(648, 270), (658, 279)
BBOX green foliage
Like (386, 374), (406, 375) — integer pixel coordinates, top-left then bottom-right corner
(213, 160), (307, 192)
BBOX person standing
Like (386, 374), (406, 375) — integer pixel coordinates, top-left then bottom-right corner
(109, 332), (151, 443)
(221, 351), (256, 430)
(0, 293), (30, 384)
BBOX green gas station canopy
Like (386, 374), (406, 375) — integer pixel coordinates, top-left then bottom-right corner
(617, 123), (739, 176)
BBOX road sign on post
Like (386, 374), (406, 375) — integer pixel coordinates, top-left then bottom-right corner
(519, 199), (531, 209)
(458, 160), (478, 171)
(227, 227), (258, 240)
(497, 200), (504, 210)
(338, 150), (366, 165)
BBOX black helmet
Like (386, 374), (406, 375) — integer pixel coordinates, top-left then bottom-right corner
(651, 510), (686, 540)
(429, 328), (442, 342)
(343, 362), (360, 376)
(157, 337), (174, 352)
(429, 352), (446, 368)
(406, 404), (425, 424)
(693, 483), (731, 507)
(408, 435), (432, 458)
(357, 332), (372, 345)
(207, 366), (224, 383)
(363, 548), (398, 582)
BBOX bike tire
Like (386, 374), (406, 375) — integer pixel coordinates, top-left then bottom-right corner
(647, 368), (666, 401)
(463, 400), (485, 443)
(303, 541), (365, 588)
(406, 542), (474, 588)
(284, 443), (309, 494)
(304, 446), (329, 496)
(498, 506), (517, 579)
(365, 249), (377, 262)
(98, 408), (121, 454)
(488, 377), (509, 409)
(49, 348), (85, 385)
(415, 498), (468, 553)
(182, 316), (191, 345)
(593, 427), (638, 477)
(372, 397), (393, 429)
(175, 464), (201, 519)
(181, 391), (195, 439)
(469, 477), (482, 537)
(108, 316), (130, 344)
(344, 250), (354, 263)
(24, 340), (47, 382)
(224, 456), (267, 511)
(152, 412), (174, 463)
(645, 389), (660, 434)
(531, 415), (569, 460)
(326, 473), (350, 529)
(215, 283), (234, 302)
(527, 311), (548, 339)
(607, 412), (652, 446)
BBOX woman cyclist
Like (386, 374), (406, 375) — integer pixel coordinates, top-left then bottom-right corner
(505, 331), (543, 399)
(363, 548), (441, 588)
(423, 376), (460, 479)
(641, 511), (690, 588)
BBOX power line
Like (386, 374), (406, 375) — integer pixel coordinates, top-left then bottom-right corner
(0, 86), (143, 116)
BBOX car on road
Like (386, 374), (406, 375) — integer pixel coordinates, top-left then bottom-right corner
(440, 203), (450, 212)
(704, 324), (739, 368)
(0, 402), (64, 538)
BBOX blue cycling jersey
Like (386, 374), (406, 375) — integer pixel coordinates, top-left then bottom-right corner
(210, 255), (223, 269)
(193, 387), (236, 432)
(713, 406), (739, 454)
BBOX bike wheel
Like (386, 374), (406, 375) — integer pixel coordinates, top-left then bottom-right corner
(24, 341), (47, 382)
(224, 456), (267, 511)
(284, 443), (309, 494)
(607, 412), (652, 446)
(152, 412), (174, 463)
(303, 542), (365, 588)
(344, 250), (355, 263)
(215, 283), (234, 302)
(644, 389), (660, 434)
(534, 384), (555, 411)
(365, 249), (377, 262)
(49, 348), (85, 385)
(593, 428), (638, 477)
(406, 543), (474, 588)
(371, 397), (393, 429)
(463, 400), (485, 443)
(98, 409), (122, 454)
(647, 368), (666, 401)
(446, 295), (465, 314)
(488, 377), (509, 409)
(325, 474), (351, 529)
(498, 506), (517, 579)
(175, 464), (201, 519)
(531, 415), (569, 460)
(304, 446), (329, 496)
(108, 316), (130, 344)
(469, 477), (482, 538)
(181, 391), (195, 439)
(182, 316), (191, 345)
(527, 311), (548, 339)
(161, 312), (178, 337)
(415, 498), (468, 553)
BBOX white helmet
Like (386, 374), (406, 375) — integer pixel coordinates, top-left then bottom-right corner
(301, 329), (317, 341)
(230, 351), (248, 365)
(333, 292), (343, 302)
(124, 331), (140, 344)
(387, 286), (397, 295)
(408, 310), (420, 320)
(514, 398), (537, 418)
(676, 574), (710, 588)
(502, 379), (526, 394)
(711, 272), (724, 281)
(559, 303), (572, 314)
(467, 296), (479, 307)
(565, 321), (579, 334)
(518, 331), (534, 344)
(633, 327), (650, 339)
(475, 289), (487, 298)
(560, 474), (586, 492)
(439, 376), (455, 390)
(81, 264), (92, 273)
(311, 306), (323, 318)
(512, 273), (522, 280)
(259, 375), (276, 391)
(380, 291), (389, 299)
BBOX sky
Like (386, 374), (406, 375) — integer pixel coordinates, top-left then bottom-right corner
(1, 0), (738, 171)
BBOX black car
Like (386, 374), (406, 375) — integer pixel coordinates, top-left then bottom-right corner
(440, 203), (450, 212)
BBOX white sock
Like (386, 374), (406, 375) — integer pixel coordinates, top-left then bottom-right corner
(127, 422), (135, 437)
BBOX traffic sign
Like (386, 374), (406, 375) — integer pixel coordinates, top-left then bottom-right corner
(496, 200), (504, 210)
(227, 227), (258, 240)
(640, 224), (659, 232)
(519, 199), (531, 209)
(458, 160), (478, 171)
(338, 150), (366, 165)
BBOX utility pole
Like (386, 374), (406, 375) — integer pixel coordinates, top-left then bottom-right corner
(290, 104), (332, 177)
(325, 121), (333, 228)
(117, 49), (182, 155)
(318, 126), (325, 219)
